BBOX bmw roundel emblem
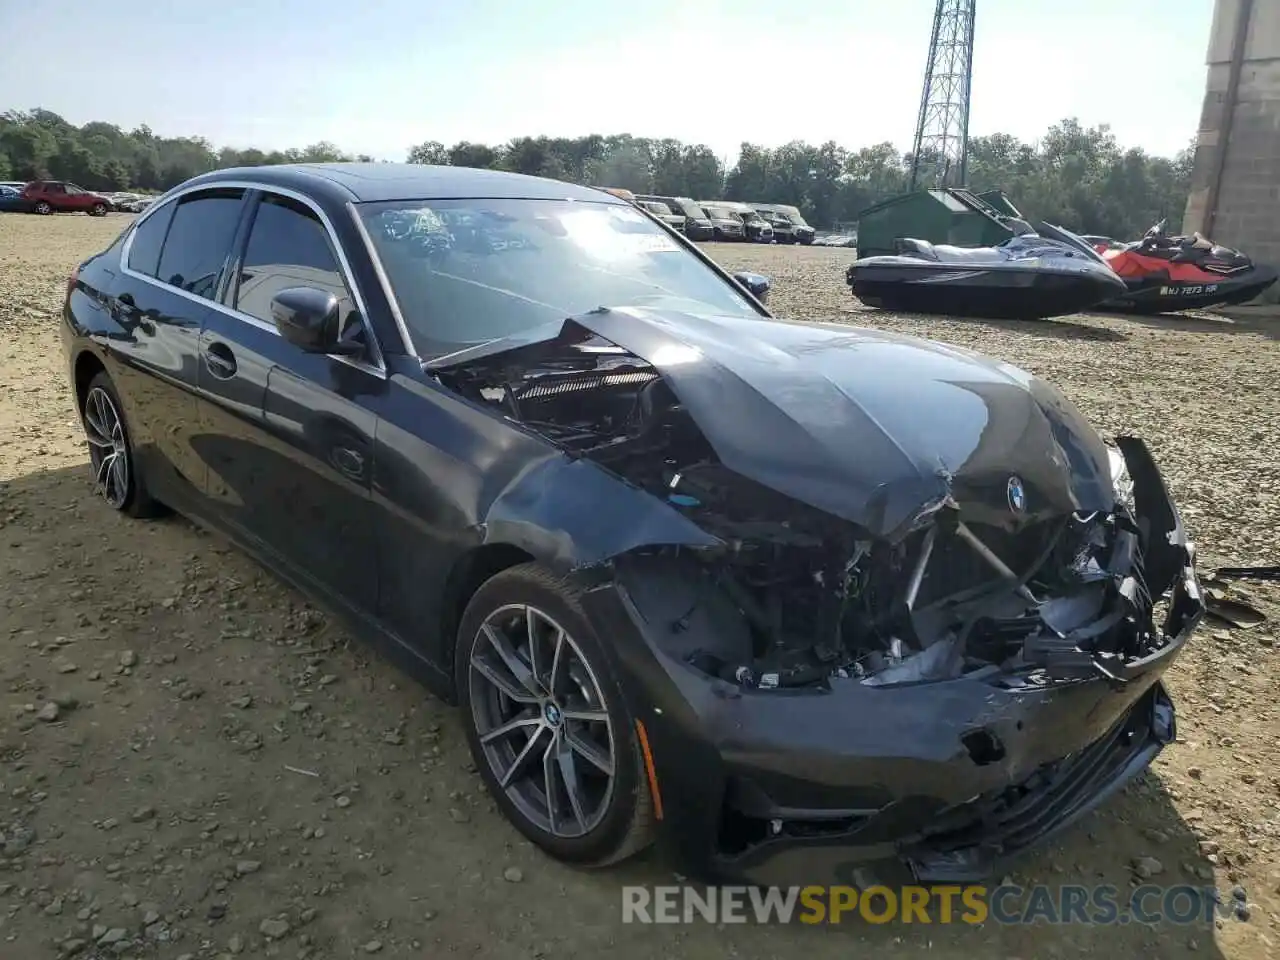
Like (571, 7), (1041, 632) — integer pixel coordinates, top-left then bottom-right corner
(1007, 476), (1027, 514)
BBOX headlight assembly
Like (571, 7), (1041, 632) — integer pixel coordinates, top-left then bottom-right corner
(1107, 446), (1135, 512)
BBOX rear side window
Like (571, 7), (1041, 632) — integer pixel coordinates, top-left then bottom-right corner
(233, 193), (355, 329)
(155, 189), (245, 300)
(125, 201), (176, 279)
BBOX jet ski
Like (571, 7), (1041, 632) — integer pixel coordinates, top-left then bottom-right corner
(845, 220), (1128, 320)
(1090, 219), (1278, 313)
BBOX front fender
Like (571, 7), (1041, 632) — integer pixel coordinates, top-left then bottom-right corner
(480, 454), (718, 573)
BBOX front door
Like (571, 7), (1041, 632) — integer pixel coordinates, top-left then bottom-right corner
(62, 183), (94, 212)
(197, 189), (383, 613)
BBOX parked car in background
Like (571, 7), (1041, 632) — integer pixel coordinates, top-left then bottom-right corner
(22, 180), (112, 216)
(757, 211), (797, 244)
(108, 192), (144, 212)
(0, 185), (29, 213)
(699, 204), (746, 241)
(635, 199), (687, 233)
(752, 203), (816, 245)
(703, 201), (773, 243)
(635, 195), (713, 240)
(1, 181), (28, 192)
(114, 194), (157, 213)
(813, 232), (858, 248)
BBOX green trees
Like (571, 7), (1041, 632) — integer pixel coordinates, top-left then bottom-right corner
(0, 110), (356, 193)
(404, 120), (1194, 236)
(0, 108), (1194, 238)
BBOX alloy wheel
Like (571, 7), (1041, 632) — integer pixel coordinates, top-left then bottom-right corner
(83, 385), (130, 508)
(468, 603), (616, 839)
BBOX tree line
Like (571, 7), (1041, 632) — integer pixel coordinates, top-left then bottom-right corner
(0, 108), (1193, 240)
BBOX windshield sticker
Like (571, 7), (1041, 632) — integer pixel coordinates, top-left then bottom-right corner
(608, 206), (646, 223)
(560, 212), (681, 256)
(625, 234), (680, 253)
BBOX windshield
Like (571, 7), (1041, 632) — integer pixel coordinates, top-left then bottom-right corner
(358, 198), (763, 358)
(704, 206), (740, 221)
(668, 198), (705, 220)
(1036, 221), (1110, 265)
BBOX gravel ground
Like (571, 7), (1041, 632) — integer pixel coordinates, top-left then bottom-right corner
(1, 215), (1278, 960)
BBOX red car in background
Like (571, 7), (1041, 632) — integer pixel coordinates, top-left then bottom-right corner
(22, 180), (111, 216)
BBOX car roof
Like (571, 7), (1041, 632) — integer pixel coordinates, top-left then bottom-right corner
(179, 162), (628, 205)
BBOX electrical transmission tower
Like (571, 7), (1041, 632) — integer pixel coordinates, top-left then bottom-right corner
(910, 0), (976, 190)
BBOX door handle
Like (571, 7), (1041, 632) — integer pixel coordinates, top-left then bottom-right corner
(204, 341), (237, 380)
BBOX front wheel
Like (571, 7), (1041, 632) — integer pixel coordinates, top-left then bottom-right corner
(90, 202), (108, 216)
(456, 563), (655, 866)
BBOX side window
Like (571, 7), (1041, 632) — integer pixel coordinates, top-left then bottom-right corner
(155, 189), (245, 300)
(233, 194), (356, 333)
(125, 201), (176, 279)
(47, 183), (66, 194)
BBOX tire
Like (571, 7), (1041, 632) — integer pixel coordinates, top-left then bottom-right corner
(34, 200), (52, 215)
(81, 371), (163, 518)
(90, 202), (108, 217)
(456, 562), (655, 866)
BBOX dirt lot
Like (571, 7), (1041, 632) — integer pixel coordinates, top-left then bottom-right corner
(1, 214), (1278, 960)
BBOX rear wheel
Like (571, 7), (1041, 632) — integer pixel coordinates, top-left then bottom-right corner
(81, 371), (163, 518)
(34, 200), (52, 215)
(456, 563), (655, 866)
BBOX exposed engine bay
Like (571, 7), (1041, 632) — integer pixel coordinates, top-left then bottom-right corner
(437, 327), (1179, 690)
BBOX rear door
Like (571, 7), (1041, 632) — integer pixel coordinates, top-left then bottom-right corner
(198, 189), (382, 613)
(38, 182), (66, 210)
(106, 187), (248, 507)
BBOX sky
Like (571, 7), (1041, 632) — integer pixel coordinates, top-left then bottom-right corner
(0, 0), (1214, 164)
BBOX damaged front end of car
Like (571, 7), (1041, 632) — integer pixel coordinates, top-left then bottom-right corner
(431, 307), (1203, 884)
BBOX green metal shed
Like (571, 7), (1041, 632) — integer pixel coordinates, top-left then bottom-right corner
(855, 188), (1016, 258)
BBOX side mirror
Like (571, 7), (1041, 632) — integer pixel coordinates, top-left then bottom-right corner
(734, 271), (771, 304)
(270, 287), (360, 355)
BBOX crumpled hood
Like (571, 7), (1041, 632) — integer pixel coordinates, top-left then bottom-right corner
(431, 307), (1115, 538)
(572, 308), (1115, 537)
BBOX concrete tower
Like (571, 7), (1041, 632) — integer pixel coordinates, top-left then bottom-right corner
(1184, 0), (1280, 290)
